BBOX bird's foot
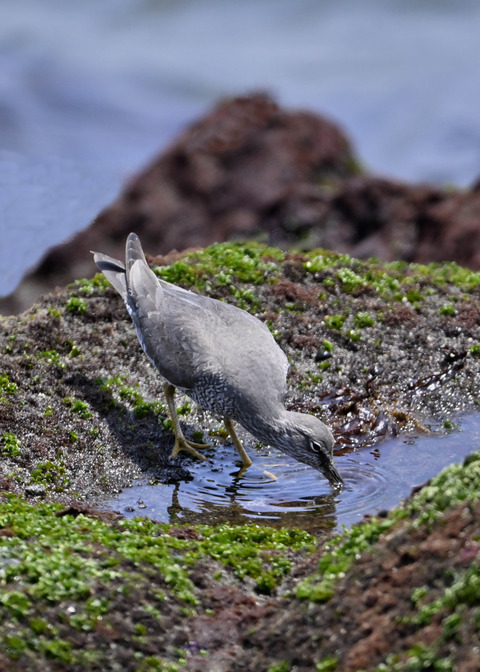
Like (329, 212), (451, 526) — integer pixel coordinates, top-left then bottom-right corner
(170, 436), (211, 462)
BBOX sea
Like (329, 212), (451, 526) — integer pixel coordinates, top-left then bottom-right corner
(1, 0), (480, 296)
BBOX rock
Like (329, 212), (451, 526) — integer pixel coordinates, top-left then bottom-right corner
(0, 93), (356, 314)
(3, 93), (480, 316)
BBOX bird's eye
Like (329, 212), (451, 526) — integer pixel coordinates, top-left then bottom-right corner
(309, 440), (329, 464)
(310, 440), (323, 453)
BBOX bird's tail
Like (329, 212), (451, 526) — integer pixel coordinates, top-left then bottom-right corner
(92, 233), (158, 305)
(91, 251), (127, 301)
(125, 232), (148, 272)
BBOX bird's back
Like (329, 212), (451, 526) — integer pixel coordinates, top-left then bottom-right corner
(94, 234), (289, 422)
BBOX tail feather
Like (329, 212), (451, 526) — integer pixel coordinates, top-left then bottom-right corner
(92, 233), (158, 306)
(125, 232), (148, 273)
(125, 233), (162, 310)
(92, 251), (127, 300)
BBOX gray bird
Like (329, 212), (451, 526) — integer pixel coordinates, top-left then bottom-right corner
(92, 233), (343, 486)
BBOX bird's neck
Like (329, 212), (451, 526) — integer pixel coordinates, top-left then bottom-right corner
(242, 408), (299, 450)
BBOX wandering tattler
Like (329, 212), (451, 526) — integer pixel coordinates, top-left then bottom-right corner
(93, 233), (343, 486)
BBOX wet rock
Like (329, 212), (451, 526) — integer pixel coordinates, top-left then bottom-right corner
(24, 483), (46, 498)
(0, 239), (480, 671)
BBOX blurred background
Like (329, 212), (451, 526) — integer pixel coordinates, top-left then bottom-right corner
(1, 0), (480, 300)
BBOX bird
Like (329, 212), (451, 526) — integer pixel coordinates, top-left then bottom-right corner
(92, 233), (343, 487)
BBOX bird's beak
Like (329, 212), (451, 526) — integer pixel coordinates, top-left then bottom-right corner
(325, 461), (344, 488)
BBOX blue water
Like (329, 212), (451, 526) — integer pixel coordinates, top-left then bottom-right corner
(1, 0), (480, 295)
(104, 414), (480, 532)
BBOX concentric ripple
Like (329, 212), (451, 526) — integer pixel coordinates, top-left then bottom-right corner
(106, 414), (480, 532)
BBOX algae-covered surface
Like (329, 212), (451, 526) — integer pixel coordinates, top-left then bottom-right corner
(0, 242), (480, 669)
(0, 449), (479, 670)
(0, 242), (479, 505)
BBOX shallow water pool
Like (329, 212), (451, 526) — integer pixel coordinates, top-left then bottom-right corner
(105, 414), (480, 533)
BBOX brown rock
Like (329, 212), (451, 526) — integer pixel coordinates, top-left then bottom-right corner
(0, 93), (355, 314)
(4, 92), (480, 317)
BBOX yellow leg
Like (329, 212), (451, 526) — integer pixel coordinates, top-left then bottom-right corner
(163, 383), (210, 461)
(224, 417), (253, 470)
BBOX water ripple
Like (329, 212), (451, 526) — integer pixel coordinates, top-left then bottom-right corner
(105, 414), (480, 532)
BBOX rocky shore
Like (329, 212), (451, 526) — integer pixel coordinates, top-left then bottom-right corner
(1, 238), (480, 669)
(0, 94), (480, 670)
(3, 94), (480, 315)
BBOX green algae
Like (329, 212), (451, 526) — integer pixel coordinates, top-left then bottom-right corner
(0, 372), (18, 399)
(96, 375), (166, 418)
(405, 450), (480, 526)
(62, 396), (92, 419)
(1, 432), (21, 457)
(374, 644), (455, 672)
(37, 349), (66, 369)
(70, 274), (112, 295)
(0, 495), (316, 668)
(64, 296), (87, 315)
(304, 249), (480, 301)
(296, 516), (396, 603)
(154, 241), (284, 293)
(315, 657), (339, 672)
(296, 449), (480, 604)
(354, 311), (375, 328)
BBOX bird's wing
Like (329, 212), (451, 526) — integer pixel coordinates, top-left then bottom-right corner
(96, 233), (289, 404)
(122, 236), (213, 388)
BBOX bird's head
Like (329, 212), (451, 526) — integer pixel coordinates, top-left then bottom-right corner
(281, 412), (343, 488)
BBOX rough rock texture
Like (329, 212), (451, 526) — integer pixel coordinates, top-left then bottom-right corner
(6, 92), (480, 315)
(200, 496), (480, 672)
(0, 93), (355, 315)
(1, 242), (479, 503)
(0, 243), (479, 670)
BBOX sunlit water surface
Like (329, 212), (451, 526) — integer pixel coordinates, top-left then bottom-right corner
(105, 414), (480, 533)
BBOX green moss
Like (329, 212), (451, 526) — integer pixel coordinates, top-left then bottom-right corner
(155, 242), (283, 293)
(268, 662), (291, 672)
(336, 267), (368, 293)
(316, 657), (339, 671)
(322, 339), (334, 352)
(346, 328), (362, 342)
(354, 311), (375, 328)
(134, 401), (165, 418)
(376, 643), (454, 671)
(1, 432), (21, 457)
(30, 460), (68, 489)
(405, 451), (480, 526)
(297, 449), (480, 604)
(191, 524), (315, 594)
(0, 372), (18, 398)
(406, 565), (480, 631)
(65, 297), (87, 315)
(304, 248), (480, 303)
(70, 274), (112, 295)
(63, 397), (92, 419)
(69, 344), (82, 358)
(296, 516), (395, 602)
(439, 303), (456, 316)
(469, 343), (480, 357)
(325, 314), (346, 330)
(37, 349), (66, 369)
(405, 288), (424, 305)
(96, 376), (165, 417)
(0, 496), (315, 667)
